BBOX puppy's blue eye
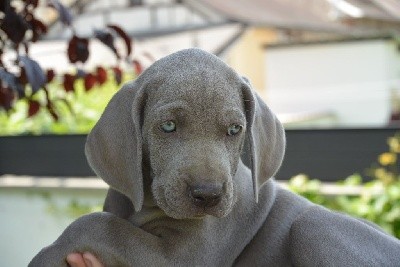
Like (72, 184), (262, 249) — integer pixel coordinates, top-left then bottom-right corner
(227, 124), (242, 136)
(160, 120), (176, 133)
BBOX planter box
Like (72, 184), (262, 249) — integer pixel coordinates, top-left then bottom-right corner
(276, 127), (400, 181)
(0, 128), (399, 181)
(0, 135), (94, 177)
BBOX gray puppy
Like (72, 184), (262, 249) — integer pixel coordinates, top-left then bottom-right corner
(30, 48), (400, 266)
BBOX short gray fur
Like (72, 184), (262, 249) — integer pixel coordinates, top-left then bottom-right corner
(29, 48), (400, 267)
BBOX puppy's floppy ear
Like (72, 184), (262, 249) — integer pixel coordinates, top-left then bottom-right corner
(241, 77), (286, 202)
(85, 81), (146, 212)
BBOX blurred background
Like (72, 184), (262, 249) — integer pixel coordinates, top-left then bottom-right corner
(0, 0), (400, 266)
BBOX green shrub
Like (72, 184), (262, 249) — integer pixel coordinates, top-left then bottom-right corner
(288, 133), (400, 238)
(0, 73), (132, 135)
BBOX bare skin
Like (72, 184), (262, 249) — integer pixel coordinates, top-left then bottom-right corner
(66, 253), (104, 267)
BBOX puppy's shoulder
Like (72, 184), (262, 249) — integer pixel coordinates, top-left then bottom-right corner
(289, 191), (400, 266)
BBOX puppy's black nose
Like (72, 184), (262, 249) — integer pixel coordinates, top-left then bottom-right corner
(189, 184), (223, 208)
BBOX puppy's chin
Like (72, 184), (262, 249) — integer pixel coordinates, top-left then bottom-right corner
(151, 183), (235, 220)
(160, 203), (233, 220)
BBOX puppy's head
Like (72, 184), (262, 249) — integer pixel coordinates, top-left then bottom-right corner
(86, 49), (285, 219)
(141, 56), (246, 219)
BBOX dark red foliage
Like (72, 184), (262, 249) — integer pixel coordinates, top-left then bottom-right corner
(107, 24), (132, 58)
(96, 66), (107, 85)
(84, 73), (97, 91)
(133, 60), (143, 75)
(1, 7), (28, 44)
(0, 0), (133, 117)
(19, 67), (28, 85)
(27, 15), (48, 42)
(63, 74), (75, 92)
(67, 35), (90, 64)
(46, 69), (55, 83)
(112, 67), (123, 85)
(0, 1), (8, 12)
(94, 29), (120, 59)
(28, 100), (40, 117)
(0, 86), (15, 111)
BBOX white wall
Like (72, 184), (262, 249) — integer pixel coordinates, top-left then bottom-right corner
(0, 186), (106, 267)
(265, 39), (400, 128)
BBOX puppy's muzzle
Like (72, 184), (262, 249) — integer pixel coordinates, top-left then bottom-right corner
(188, 183), (223, 208)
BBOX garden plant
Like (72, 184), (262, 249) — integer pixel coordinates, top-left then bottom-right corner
(289, 132), (400, 238)
(0, 0), (142, 135)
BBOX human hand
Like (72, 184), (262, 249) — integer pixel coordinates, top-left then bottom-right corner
(66, 252), (104, 267)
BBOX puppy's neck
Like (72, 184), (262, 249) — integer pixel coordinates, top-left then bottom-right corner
(128, 162), (167, 226)
(129, 205), (167, 227)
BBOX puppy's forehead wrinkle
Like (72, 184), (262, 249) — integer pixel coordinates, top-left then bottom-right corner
(137, 50), (246, 121)
(146, 88), (243, 123)
(151, 101), (190, 113)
